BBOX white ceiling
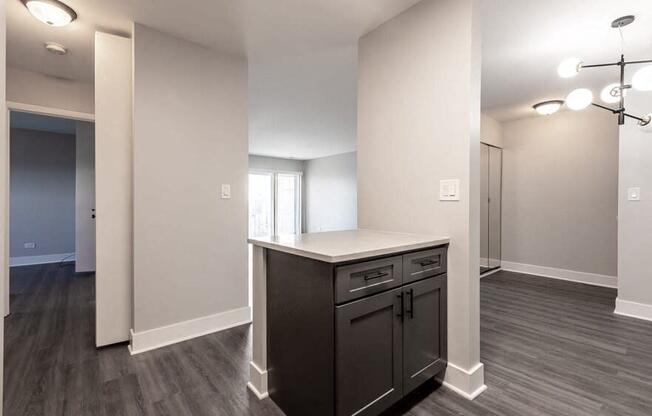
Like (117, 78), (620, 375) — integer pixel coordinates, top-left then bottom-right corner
(481, 0), (652, 122)
(9, 0), (652, 157)
(7, 0), (421, 159)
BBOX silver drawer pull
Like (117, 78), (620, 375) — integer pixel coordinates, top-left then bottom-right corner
(364, 271), (389, 281)
(417, 259), (437, 267)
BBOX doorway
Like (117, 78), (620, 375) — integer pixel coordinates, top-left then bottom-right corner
(6, 108), (96, 312)
(480, 143), (502, 275)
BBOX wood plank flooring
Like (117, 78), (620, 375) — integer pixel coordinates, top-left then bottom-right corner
(4, 264), (652, 415)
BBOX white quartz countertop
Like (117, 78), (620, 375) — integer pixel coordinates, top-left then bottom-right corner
(248, 229), (449, 263)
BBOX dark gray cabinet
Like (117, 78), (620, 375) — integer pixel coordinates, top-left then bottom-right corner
(266, 245), (448, 416)
(336, 288), (403, 416)
(402, 276), (447, 394)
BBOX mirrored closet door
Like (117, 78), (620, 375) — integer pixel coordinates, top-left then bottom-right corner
(480, 143), (502, 274)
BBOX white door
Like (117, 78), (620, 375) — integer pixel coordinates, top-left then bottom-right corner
(75, 121), (95, 273)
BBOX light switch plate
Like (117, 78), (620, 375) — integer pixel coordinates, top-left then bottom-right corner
(628, 187), (641, 201)
(440, 179), (460, 201)
(221, 184), (231, 199)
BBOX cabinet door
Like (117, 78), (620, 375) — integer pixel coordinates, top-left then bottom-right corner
(336, 288), (403, 416)
(402, 275), (448, 394)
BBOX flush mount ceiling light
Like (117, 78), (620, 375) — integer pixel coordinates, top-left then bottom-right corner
(554, 15), (652, 129)
(21, 0), (77, 27)
(533, 100), (564, 115)
(45, 42), (67, 55)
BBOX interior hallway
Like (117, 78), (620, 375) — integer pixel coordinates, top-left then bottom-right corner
(4, 265), (652, 415)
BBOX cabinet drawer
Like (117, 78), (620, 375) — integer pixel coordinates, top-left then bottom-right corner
(402, 248), (446, 284)
(335, 256), (403, 304)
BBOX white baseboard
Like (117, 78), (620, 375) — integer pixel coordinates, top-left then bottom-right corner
(614, 298), (652, 322)
(247, 361), (269, 399)
(10, 252), (75, 267)
(501, 261), (617, 289)
(441, 362), (487, 400)
(129, 306), (252, 355)
(480, 268), (501, 278)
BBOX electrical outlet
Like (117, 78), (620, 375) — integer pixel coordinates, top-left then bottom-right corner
(24, 242), (36, 249)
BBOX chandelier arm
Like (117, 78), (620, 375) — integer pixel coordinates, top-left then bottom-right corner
(591, 103), (620, 114)
(582, 62), (621, 69)
(623, 113), (647, 123)
(624, 59), (652, 66)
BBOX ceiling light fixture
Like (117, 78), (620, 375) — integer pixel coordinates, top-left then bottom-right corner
(600, 83), (625, 104)
(555, 15), (652, 129)
(45, 42), (67, 55)
(566, 89), (593, 111)
(21, 0), (77, 27)
(533, 100), (564, 115)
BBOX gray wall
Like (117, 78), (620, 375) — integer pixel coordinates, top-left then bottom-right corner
(132, 24), (248, 333)
(10, 128), (76, 258)
(501, 109), (618, 277)
(480, 113), (503, 148)
(617, 86), (652, 312)
(7, 67), (94, 115)
(305, 152), (357, 232)
(248, 155), (304, 172)
(357, 0), (484, 395)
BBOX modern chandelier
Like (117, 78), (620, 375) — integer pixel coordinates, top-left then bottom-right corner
(534, 15), (652, 128)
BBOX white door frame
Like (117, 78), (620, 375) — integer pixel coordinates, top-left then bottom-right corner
(4, 101), (95, 316)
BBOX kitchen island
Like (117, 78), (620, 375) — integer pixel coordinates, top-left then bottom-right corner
(248, 229), (450, 416)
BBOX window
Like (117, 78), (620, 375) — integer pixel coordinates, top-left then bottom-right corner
(248, 172), (274, 238)
(248, 171), (302, 238)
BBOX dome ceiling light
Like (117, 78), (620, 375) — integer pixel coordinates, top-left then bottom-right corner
(45, 42), (67, 55)
(551, 15), (652, 130)
(533, 100), (564, 116)
(21, 0), (77, 27)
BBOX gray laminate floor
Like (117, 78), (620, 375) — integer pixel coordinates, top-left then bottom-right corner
(4, 264), (652, 415)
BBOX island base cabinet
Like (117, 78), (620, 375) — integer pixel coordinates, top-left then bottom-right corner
(403, 275), (447, 394)
(335, 288), (404, 416)
(265, 247), (448, 416)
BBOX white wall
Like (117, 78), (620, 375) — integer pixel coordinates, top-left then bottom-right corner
(304, 151), (357, 232)
(248, 155), (304, 172)
(501, 109), (618, 280)
(75, 121), (95, 273)
(357, 0), (484, 398)
(7, 67), (94, 115)
(9, 128), (76, 262)
(132, 24), (249, 342)
(95, 32), (133, 347)
(616, 87), (652, 320)
(480, 113), (502, 148)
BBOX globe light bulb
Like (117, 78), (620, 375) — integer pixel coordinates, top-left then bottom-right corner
(558, 57), (583, 78)
(632, 65), (652, 91)
(600, 83), (625, 104)
(566, 88), (593, 111)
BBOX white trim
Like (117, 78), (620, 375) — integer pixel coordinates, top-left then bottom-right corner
(501, 261), (617, 288)
(480, 267), (501, 278)
(129, 306), (252, 355)
(441, 361), (487, 400)
(7, 101), (95, 122)
(10, 252), (75, 267)
(247, 361), (269, 399)
(614, 298), (652, 322)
